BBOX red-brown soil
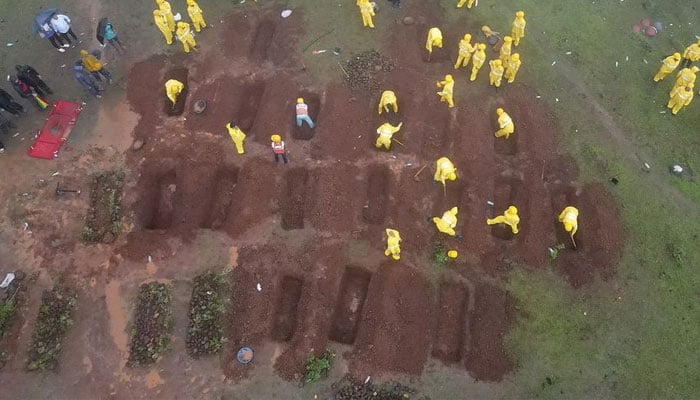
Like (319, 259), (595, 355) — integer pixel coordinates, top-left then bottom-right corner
(117, 1), (625, 385)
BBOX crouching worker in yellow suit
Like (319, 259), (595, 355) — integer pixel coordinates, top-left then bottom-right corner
(558, 206), (579, 237)
(436, 74), (455, 108)
(375, 122), (403, 150)
(434, 157), (457, 185)
(187, 0), (207, 32)
(225, 122), (246, 154)
(494, 108), (514, 138)
(384, 228), (402, 260)
(176, 22), (198, 53)
(487, 205), (520, 234)
(378, 90), (398, 114)
(165, 79), (184, 106)
(426, 27), (443, 54)
(433, 207), (459, 236)
(653, 53), (681, 82)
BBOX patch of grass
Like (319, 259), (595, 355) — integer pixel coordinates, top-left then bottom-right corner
(432, 241), (449, 267)
(303, 349), (334, 384)
(0, 299), (17, 338)
(186, 271), (228, 357)
(27, 287), (78, 371)
(128, 282), (173, 367)
(82, 170), (125, 243)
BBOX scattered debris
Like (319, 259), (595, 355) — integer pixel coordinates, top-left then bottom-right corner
(342, 50), (395, 92)
(281, 9), (292, 18)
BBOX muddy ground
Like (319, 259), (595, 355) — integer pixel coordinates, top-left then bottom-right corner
(0, 1), (624, 398)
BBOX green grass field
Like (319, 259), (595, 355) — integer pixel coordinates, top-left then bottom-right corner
(292, 0), (700, 398)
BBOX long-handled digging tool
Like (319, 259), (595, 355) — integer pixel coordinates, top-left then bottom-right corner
(392, 138), (405, 146)
(569, 232), (577, 250)
(413, 164), (428, 181)
(55, 182), (81, 196)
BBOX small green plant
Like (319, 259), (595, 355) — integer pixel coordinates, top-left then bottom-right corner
(186, 271), (227, 357)
(547, 243), (566, 260)
(432, 241), (449, 266)
(304, 349), (334, 384)
(667, 243), (686, 268)
(128, 282), (173, 366)
(0, 299), (17, 337)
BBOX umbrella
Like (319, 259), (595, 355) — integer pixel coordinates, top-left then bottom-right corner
(96, 18), (108, 45)
(32, 8), (58, 35)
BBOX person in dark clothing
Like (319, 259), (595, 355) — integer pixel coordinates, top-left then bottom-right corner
(97, 18), (125, 53)
(73, 62), (102, 98)
(15, 65), (53, 97)
(38, 22), (68, 52)
(0, 88), (25, 115)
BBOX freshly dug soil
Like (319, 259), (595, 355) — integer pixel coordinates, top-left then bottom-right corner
(82, 170), (125, 243)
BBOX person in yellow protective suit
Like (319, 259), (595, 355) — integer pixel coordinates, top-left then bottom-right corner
(558, 206), (579, 237)
(434, 156), (457, 185)
(489, 59), (504, 87)
(681, 39), (700, 68)
(454, 34), (475, 70)
(164, 79), (184, 105)
(487, 205), (520, 234)
(378, 90), (398, 114)
(358, 0), (375, 29)
(433, 207), (459, 236)
(511, 11), (526, 46)
(653, 53), (681, 82)
(436, 74), (455, 108)
(375, 122), (403, 150)
(153, 10), (173, 45)
(504, 53), (521, 83)
(667, 84), (694, 115)
(155, 0), (175, 31)
(426, 27), (443, 54)
(456, 0), (475, 9)
(494, 108), (514, 139)
(470, 43), (486, 81)
(384, 228), (402, 260)
(187, 0), (206, 32)
(225, 122), (246, 154)
(176, 21), (198, 53)
(673, 66), (698, 89)
(499, 36), (513, 64)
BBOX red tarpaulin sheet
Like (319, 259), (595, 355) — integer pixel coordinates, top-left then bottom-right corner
(27, 101), (82, 159)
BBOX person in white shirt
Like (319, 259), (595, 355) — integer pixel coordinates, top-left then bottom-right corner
(50, 13), (78, 46)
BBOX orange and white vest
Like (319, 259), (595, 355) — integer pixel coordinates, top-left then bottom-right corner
(296, 103), (308, 116)
(272, 141), (286, 154)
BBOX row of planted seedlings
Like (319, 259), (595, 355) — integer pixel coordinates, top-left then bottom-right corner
(128, 270), (229, 366)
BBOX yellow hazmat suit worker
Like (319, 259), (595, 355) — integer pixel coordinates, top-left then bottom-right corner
(426, 27), (443, 53)
(511, 11), (526, 46)
(456, 0), (475, 9)
(153, 10), (173, 45)
(378, 90), (398, 114)
(165, 79), (184, 105)
(499, 36), (513, 64)
(454, 34), (475, 69)
(433, 207), (459, 236)
(225, 122), (247, 154)
(487, 205), (520, 234)
(187, 0), (206, 32)
(384, 228), (402, 260)
(358, 0), (375, 29)
(470, 43), (486, 81)
(375, 122), (403, 150)
(682, 39), (700, 66)
(504, 53), (522, 83)
(667, 84), (694, 115)
(436, 74), (455, 108)
(434, 157), (457, 185)
(653, 53), (681, 82)
(558, 206), (579, 237)
(494, 108), (514, 139)
(673, 66), (698, 89)
(489, 59), (504, 87)
(176, 21), (197, 53)
(156, 0), (175, 31)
